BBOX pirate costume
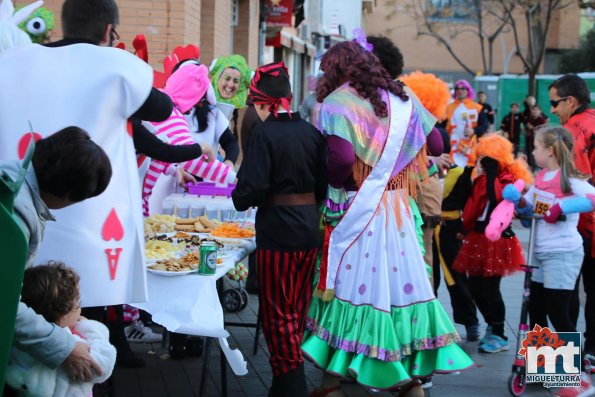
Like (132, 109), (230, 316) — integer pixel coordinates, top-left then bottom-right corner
(232, 62), (326, 397)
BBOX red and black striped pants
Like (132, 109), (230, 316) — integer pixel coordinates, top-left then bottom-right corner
(257, 248), (318, 376)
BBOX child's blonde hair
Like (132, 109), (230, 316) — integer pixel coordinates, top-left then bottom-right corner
(535, 125), (585, 194)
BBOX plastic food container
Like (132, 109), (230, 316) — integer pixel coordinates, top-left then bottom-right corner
(186, 182), (236, 197)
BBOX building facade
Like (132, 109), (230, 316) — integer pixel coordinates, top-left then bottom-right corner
(36, 0), (260, 70)
(363, 1), (583, 83)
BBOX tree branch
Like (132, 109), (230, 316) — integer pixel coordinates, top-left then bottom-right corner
(418, 31), (475, 75)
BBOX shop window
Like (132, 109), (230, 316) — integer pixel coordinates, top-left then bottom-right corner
(426, 0), (477, 23)
(231, 0), (239, 27)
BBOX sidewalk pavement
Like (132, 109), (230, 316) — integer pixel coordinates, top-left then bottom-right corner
(114, 222), (590, 396)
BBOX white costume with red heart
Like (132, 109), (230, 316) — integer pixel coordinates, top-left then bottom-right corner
(0, 43), (153, 306)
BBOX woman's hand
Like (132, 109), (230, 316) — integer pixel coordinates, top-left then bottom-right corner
(63, 342), (102, 382)
(200, 144), (216, 163)
(224, 159), (235, 169)
(178, 168), (196, 189)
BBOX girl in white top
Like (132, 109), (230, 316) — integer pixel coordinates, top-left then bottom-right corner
(509, 126), (594, 335)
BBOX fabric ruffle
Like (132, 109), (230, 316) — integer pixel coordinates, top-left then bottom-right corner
(452, 230), (525, 277)
(303, 297), (473, 389)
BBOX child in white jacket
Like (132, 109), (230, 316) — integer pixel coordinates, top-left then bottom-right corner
(6, 262), (116, 397)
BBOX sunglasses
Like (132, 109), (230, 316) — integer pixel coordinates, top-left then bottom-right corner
(454, 86), (467, 91)
(550, 96), (569, 108)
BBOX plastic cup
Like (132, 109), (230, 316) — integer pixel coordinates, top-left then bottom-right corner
(205, 208), (220, 220)
(190, 205), (206, 218)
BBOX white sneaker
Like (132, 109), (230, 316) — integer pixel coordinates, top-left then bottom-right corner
(125, 320), (162, 343)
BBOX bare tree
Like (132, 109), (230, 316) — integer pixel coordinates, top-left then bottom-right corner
(486, 0), (575, 95)
(384, 0), (509, 76)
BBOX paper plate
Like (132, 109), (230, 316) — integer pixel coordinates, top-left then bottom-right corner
(146, 268), (194, 276)
(208, 235), (252, 243)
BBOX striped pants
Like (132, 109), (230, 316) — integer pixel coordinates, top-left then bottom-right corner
(257, 248), (318, 376)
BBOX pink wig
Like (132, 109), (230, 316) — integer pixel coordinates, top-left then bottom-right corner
(453, 79), (475, 100)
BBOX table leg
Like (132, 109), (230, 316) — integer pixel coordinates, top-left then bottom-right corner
(220, 343), (228, 397)
(198, 337), (213, 397)
(253, 304), (261, 355)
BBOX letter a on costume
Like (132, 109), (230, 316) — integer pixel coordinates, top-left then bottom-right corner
(105, 248), (123, 280)
(102, 209), (125, 279)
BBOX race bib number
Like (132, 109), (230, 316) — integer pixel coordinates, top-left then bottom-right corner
(533, 190), (556, 215)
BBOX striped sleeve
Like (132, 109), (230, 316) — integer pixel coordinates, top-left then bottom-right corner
(150, 108), (195, 146)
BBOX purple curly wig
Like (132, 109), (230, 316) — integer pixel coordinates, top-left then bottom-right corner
(453, 79), (475, 100)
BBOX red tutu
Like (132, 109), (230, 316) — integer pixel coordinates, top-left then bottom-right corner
(452, 230), (525, 277)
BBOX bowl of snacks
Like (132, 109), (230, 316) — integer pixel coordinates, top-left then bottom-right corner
(209, 223), (255, 239)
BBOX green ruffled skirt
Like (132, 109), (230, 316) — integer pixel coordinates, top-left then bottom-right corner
(303, 198), (473, 390)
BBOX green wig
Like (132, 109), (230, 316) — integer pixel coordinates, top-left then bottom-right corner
(209, 54), (251, 109)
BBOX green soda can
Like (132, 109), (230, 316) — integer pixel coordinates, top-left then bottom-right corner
(198, 241), (218, 275)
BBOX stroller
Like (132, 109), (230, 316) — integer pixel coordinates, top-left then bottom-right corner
(222, 262), (249, 312)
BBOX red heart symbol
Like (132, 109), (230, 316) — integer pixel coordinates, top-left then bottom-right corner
(172, 44), (200, 63)
(17, 132), (42, 160)
(102, 208), (124, 242)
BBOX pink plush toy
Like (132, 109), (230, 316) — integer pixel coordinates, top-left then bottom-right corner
(485, 179), (525, 241)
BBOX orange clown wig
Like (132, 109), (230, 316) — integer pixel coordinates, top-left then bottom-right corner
(400, 71), (451, 120)
(476, 133), (533, 185)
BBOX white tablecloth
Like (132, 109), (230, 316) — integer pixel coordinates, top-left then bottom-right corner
(135, 239), (255, 338)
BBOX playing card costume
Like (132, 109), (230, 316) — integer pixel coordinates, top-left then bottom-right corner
(0, 43), (154, 306)
(232, 62), (326, 396)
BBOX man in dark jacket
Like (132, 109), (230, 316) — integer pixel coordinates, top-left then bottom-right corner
(500, 102), (522, 153)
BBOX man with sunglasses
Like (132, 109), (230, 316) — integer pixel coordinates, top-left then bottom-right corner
(550, 74), (595, 376)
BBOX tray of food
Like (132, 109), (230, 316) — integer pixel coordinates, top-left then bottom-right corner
(144, 214), (179, 234)
(146, 256), (197, 276)
(209, 223), (255, 239)
(174, 216), (221, 233)
(145, 240), (184, 261)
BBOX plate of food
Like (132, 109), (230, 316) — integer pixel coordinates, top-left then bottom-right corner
(174, 216), (221, 233)
(146, 258), (197, 276)
(145, 239), (185, 261)
(209, 223), (255, 239)
(210, 237), (246, 246)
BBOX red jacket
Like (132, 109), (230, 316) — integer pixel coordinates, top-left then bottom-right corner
(565, 108), (595, 255)
(462, 171), (515, 232)
(564, 108), (595, 178)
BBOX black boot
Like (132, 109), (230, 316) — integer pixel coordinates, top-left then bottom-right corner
(269, 366), (308, 397)
(186, 336), (204, 357)
(168, 332), (188, 359)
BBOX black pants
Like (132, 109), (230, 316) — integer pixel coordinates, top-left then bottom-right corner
(437, 220), (479, 327)
(570, 241), (595, 351)
(468, 275), (505, 335)
(531, 282), (576, 332)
